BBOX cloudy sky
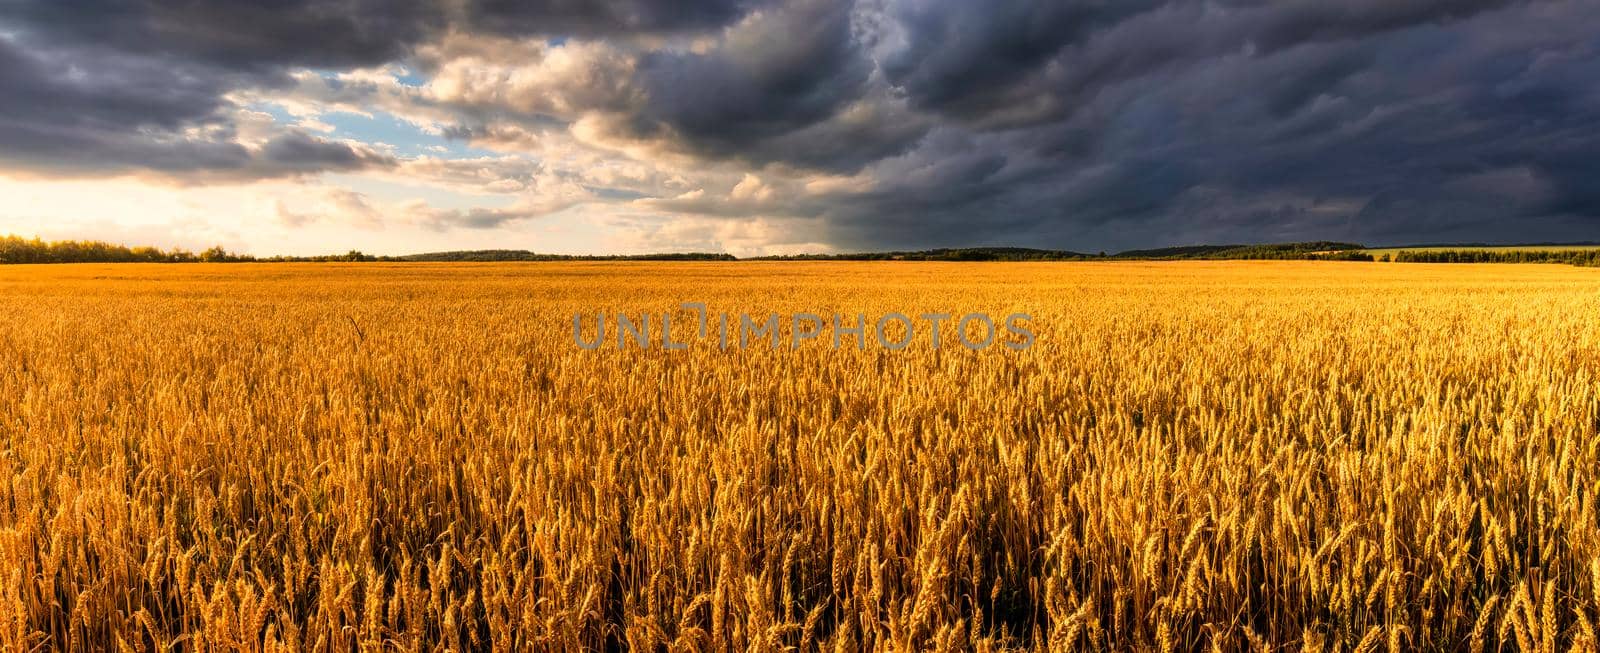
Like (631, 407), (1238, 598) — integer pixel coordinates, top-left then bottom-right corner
(1, 0), (1596, 256)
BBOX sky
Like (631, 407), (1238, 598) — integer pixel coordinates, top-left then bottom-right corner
(0, 0), (1596, 257)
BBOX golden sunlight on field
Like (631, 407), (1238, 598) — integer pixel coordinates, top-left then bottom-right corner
(0, 261), (1597, 651)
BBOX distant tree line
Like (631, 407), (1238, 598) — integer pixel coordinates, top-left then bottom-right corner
(747, 243), (1374, 261)
(749, 247), (1086, 261)
(0, 236), (388, 263)
(0, 236), (741, 264)
(1213, 243), (1372, 260)
(1112, 241), (1369, 260)
(6, 234), (1598, 266)
(1317, 251), (1377, 261)
(398, 250), (735, 261)
(0, 236), (237, 263)
(1383, 249), (1600, 266)
(0, 237), (1380, 264)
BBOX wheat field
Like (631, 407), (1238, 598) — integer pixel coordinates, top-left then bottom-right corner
(0, 261), (1597, 651)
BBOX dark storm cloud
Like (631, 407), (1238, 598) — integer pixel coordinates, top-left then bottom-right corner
(3, 0), (438, 70)
(630, 0), (920, 171)
(2, 0), (1598, 247)
(0, 0), (768, 179)
(814, 0), (1600, 250)
(876, 0), (1525, 128)
(0, 36), (222, 131)
(0, 35), (390, 179)
(3, 0), (768, 67)
(419, 0), (925, 172)
(464, 0), (772, 37)
(877, 0), (1166, 123)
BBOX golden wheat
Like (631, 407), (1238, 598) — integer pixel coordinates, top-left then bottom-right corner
(0, 260), (1596, 651)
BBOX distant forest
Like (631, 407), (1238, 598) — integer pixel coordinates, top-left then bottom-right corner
(2, 234), (1598, 266)
(1107, 242), (1370, 260)
(395, 249), (735, 262)
(0, 236), (732, 263)
(1382, 249), (1600, 266)
(742, 242), (1376, 261)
